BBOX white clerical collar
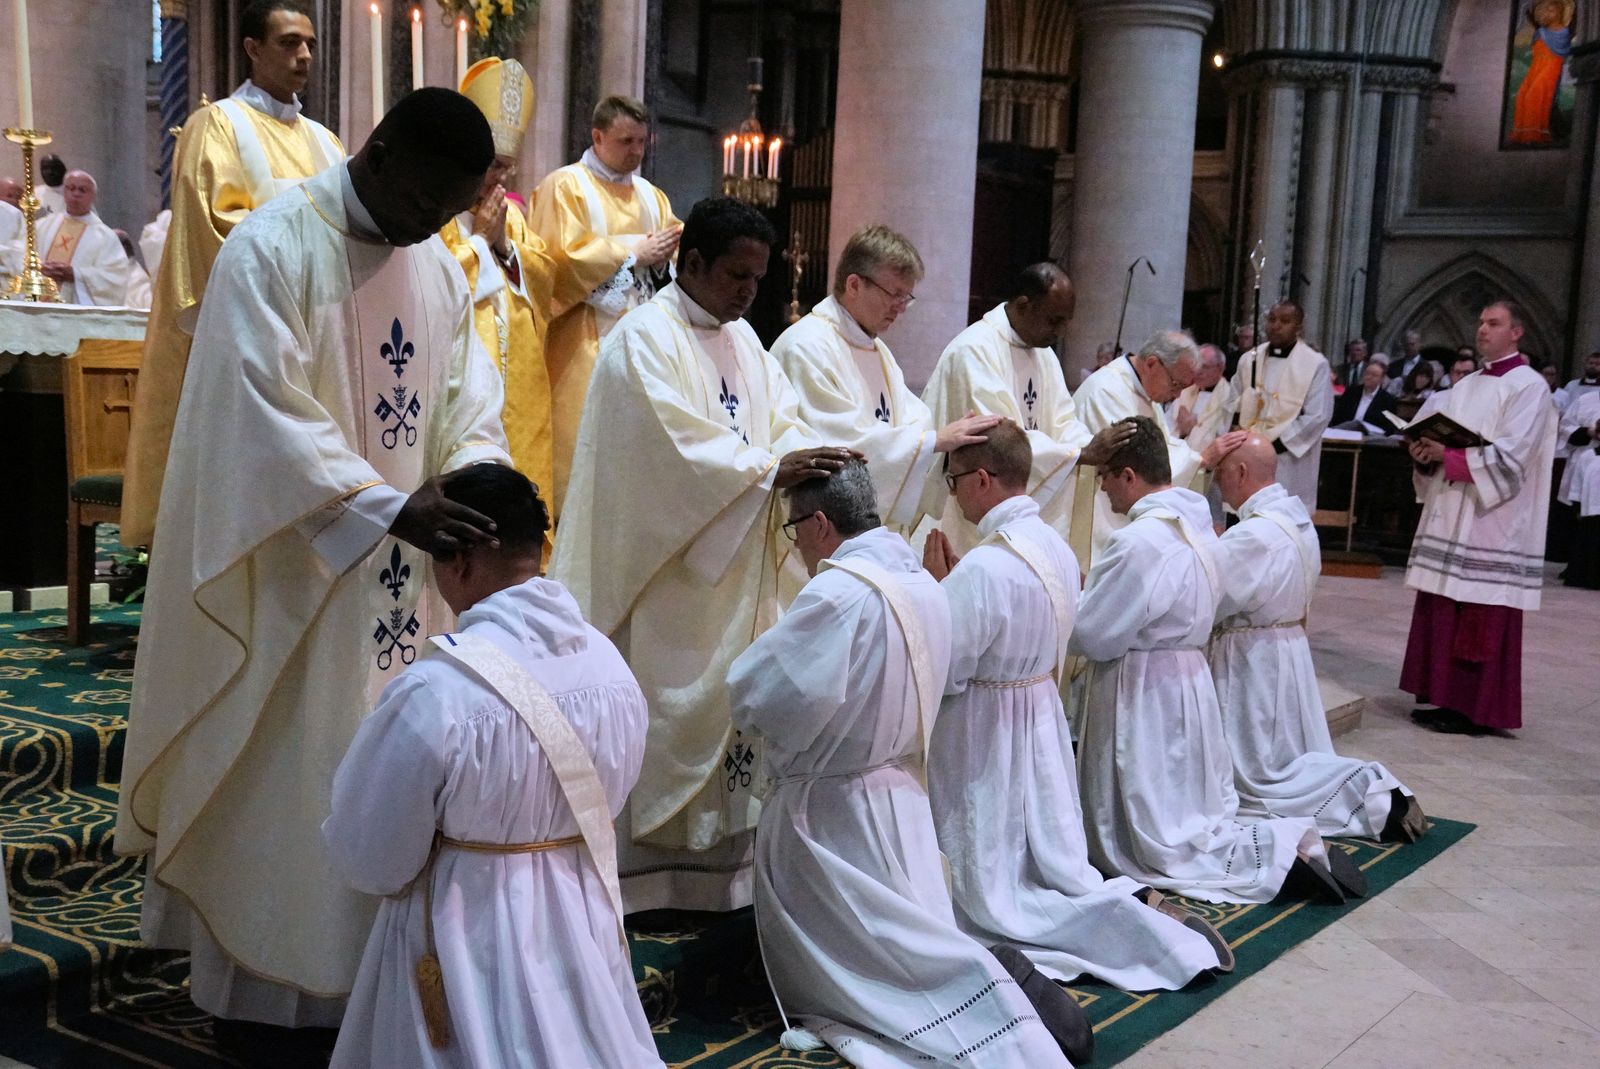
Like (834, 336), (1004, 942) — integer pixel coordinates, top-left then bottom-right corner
(580, 147), (635, 185)
(983, 302), (1027, 349)
(830, 525), (913, 568)
(1238, 482), (1287, 520)
(339, 163), (385, 241)
(233, 79), (303, 123)
(663, 282), (724, 330)
(816, 295), (875, 349)
(976, 494), (1039, 540)
(1119, 353), (1155, 404)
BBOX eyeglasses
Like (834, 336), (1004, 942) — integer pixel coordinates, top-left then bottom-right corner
(781, 513), (817, 542)
(862, 275), (917, 309)
(944, 468), (986, 493)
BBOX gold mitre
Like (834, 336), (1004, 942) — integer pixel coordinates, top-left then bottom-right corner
(459, 58), (535, 158)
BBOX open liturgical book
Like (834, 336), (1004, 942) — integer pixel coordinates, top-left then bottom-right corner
(1382, 409), (1486, 449)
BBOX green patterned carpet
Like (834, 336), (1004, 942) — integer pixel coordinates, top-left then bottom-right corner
(0, 604), (1475, 1068)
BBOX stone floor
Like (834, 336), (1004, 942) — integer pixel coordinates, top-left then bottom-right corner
(4, 569), (1596, 1069)
(1124, 566), (1600, 1069)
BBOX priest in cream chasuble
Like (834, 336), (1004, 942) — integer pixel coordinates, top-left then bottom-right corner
(442, 58), (557, 507)
(529, 95), (682, 520)
(551, 198), (852, 913)
(114, 92), (509, 1027)
(122, 4), (343, 547)
(1230, 300), (1334, 512)
(923, 264), (1096, 557)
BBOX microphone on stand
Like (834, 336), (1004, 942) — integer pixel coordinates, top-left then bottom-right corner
(1113, 256), (1156, 358)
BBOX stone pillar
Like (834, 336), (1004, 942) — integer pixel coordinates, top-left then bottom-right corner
(828, 0), (985, 390)
(1567, 47), (1600, 358)
(600, 0), (648, 99)
(1064, 0), (1214, 379)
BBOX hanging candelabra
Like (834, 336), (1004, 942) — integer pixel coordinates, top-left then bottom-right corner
(721, 57), (780, 209)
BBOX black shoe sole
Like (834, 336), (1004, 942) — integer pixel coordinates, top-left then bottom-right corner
(990, 944), (1094, 1064)
(1325, 844), (1368, 898)
(1281, 854), (1345, 904)
(1381, 789), (1427, 843)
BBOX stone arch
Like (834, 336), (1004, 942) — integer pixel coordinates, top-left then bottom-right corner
(1376, 252), (1560, 359)
(1183, 194), (1228, 342)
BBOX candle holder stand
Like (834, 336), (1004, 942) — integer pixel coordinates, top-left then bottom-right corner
(4, 127), (62, 303)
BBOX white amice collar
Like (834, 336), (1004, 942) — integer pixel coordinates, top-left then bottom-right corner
(976, 494), (1039, 540)
(581, 147), (635, 185)
(233, 79), (303, 123)
(664, 282), (724, 330)
(1237, 482), (1286, 520)
(339, 163), (384, 240)
(816, 295), (875, 349)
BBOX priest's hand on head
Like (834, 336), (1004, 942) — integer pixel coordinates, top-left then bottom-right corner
(1174, 405), (1197, 439)
(934, 411), (1001, 454)
(1080, 421), (1139, 468)
(922, 528), (959, 581)
(1200, 430), (1249, 472)
(472, 185), (508, 254)
(774, 446), (862, 489)
(636, 225), (683, 269)
(391, 474), (500, 560)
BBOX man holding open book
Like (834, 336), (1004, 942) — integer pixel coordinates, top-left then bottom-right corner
(1399, 301), (1556, 736)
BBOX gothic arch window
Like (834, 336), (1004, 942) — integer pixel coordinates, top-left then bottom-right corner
(1377, 251), (1559, 359)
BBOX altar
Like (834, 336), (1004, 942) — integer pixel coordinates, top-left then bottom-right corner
(0, 300), (147, 592)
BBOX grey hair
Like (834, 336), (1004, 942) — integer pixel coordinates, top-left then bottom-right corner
(1196, 343), (1225, 368)
(1137, 329), (1199, 369)
(785, 459), (881, 538)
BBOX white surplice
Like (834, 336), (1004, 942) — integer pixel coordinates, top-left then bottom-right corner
(1212, 484), (1408, 838)
(35, 209), (130, 306)
(1230, 341), (1333, 512)
(922, 304), (1092, 555)
(0, 200), (22, 277)
(1406, 357), (1556, 611)
(1068, 487), (1321, 904)
(730, 527), (1069, 1069)
(324, 579), (662, 1069)
(115, 163), (509, 1025)
(770, 296), (940, 529)
(929, 496), (1219, 991)
(1070, 357), (1203, 567)
(1557, 390), (1600, 509)
(549, 282), (817, 913)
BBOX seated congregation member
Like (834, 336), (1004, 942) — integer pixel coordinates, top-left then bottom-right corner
(1069, 418), (1364, 905)
(923, 420), (1231, 989)
(729, 461), (1088, 1067)
(1209, 434), (1426, 842)
(325, 464), (663, 1069)
(1330, 359), (1396, 432)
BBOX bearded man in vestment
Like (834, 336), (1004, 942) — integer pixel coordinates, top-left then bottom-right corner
(114, 90), (510, 1060)
(771, 224), (997, 532)
(922, 263), (1097, 556)
(441, 58), (557, 501)
(1230, 299), (1333, 512)
(1210, 434), (1425, 841)
(35, 171), (129, 306)
(1071, 330), (1204, 565)
(1069, 418), (1364, 906)
(923, 422), (1229, 990)
(530, 94), (682, 519)
(550, 196), (852, 913)
(122, 0), (343, 547)
(1403, 301), (1557, 735)
(731, 461), (1089, 1068)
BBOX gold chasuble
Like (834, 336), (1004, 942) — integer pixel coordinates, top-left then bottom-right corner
(530, 157), (679, 518)
(115, 166), (509, 1011)
(121, 82), (342, 547)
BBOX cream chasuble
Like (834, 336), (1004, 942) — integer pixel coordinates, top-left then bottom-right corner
(549, 282), (817, 912)
(770, 295), (939, 529)
(115, 165), (509, 1018)
(1070, 356), (1204, 567)
(530, 158), (681, 520)
(35, 210), (129, 306)
(1231, 340), (1333, 511)
(122, 81), (343, 548)
(0, 200), (23, 277)
(922, 304), (1092, 555)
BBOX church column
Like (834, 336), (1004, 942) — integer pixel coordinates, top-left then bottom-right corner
(828, 0), (985, 390)
(1063, 0), (1214, 378)
(1566, 47), (1600, 357)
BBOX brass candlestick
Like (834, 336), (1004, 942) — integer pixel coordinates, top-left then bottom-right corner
(4, 127), (62, 302)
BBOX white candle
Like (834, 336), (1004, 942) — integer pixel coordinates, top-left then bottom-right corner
(768, 138), (781, 182)
(410, 8), (423, 91)
(722, 136), (734, 175)
(14, 0), (35, 129)
(455, 18), (468, 87)
(742, 138), (750, 179)
(369, 3), (384, 127)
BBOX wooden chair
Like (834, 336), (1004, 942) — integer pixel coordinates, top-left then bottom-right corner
(60, 338), (140, 645)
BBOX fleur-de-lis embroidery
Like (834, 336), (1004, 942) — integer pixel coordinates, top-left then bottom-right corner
(379, 544), (410, 601)
(719, 377), (740, 421)
(1023, 377), (1039, 430)
(381, 317), (414, 378)
(374, 386), (422, 449)
(874, 392), (891, 424)
(724, 732), (755, 792)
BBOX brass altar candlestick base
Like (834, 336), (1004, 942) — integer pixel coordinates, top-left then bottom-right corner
(4, 128), (63, 303)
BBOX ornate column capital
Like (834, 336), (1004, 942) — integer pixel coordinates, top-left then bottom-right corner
(1075, 0), (1214, 37)
(1222, 54), (1439, 94)
(159, 0), (187, 19)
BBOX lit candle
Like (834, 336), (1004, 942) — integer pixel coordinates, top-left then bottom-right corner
(721, 136), (733, 175)
(455, 18), (468, 87)
(410, 8), (423, 91)
(369, 3), (384, 127)
(752, 134), (763, 177)
(14, 0), (34, 129)
(768, 138), (781, 182)
(742, 137), (750, 179)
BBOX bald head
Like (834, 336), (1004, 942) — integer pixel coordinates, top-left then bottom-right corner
(62, 170), (97, 216)
(1214, 432), (1278, 509)
(0, 178), (20, 207)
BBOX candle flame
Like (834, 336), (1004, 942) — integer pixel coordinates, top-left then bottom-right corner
(412, 7), (421, 22)
(370, 2), (379, 13)
(771, 138), (783, 151)
(458, 17), (467, 30)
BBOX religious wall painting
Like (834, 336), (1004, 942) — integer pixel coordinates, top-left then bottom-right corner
(1501, 0), (1576, 149)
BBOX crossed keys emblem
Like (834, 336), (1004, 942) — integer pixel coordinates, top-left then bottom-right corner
(375, 385), (421, 449)
(381, 317), (414, 377)
(374, 606), (420, 670)
(724, 734), (755, 792)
